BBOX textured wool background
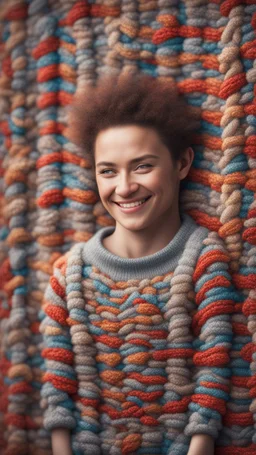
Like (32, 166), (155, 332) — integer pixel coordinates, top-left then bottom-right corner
(0, 1), (256, 454)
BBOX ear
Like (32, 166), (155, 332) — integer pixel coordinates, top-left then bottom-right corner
(177, 147), (194, 180)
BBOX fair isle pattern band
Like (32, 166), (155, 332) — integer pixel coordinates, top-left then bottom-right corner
(0, 1), (256, 454)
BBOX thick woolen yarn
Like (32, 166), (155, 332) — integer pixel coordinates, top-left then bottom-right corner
(1, 2), (256, 454)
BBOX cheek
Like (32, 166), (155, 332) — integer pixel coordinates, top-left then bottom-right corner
(148, 170), (171, 193)
(96, 179), (113, 200)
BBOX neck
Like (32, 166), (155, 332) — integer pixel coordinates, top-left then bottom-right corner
(103, 209), (181, 259)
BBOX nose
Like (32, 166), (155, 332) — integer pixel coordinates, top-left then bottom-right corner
(115, 172), (139, 197)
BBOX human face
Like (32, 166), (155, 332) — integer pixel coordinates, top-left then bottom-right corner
(95, 125), (192, 233)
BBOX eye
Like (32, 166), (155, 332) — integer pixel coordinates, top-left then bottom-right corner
(99, 169), (114, 175)
(136, 164), (152, 170)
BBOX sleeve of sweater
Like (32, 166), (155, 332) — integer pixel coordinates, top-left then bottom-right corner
(39, 253), (77, 431)
(184, 233), (234, 439)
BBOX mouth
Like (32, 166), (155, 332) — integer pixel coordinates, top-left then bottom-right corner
(113, 196), (152, 213)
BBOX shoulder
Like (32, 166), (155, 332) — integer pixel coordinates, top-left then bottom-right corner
(184, 214), (229, 255)
(196, 229), (229, 259)
(182, 215), (230, 277)
(50, 242), (86, 281)
(193, 229), (231, 284)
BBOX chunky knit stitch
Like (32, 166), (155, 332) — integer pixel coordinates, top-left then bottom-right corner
(40, 215), (234, 455)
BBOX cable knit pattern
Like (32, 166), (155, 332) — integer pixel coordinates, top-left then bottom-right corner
(40, 215), (234, 454)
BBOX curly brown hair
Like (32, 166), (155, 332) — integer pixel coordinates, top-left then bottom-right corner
(66, 73), (200, 170)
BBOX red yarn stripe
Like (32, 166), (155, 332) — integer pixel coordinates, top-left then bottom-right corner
(45, 304), (68, 326)
(193, 346), (229, 367)
(42, 348), (74, 365)
(191, 394), (226, 415)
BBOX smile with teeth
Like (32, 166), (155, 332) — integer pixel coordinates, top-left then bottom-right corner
(116, 197), (150, 208)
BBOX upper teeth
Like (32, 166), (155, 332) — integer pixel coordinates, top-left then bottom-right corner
(118, 198), (147, 208)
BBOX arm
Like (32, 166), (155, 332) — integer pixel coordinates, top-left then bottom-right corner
(52, 429), (72, 455)
(185, 234), (234, 440)
(188, 434), (214, 455)
(39, 254), (77, 435)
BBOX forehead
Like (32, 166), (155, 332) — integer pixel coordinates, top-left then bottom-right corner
(95, 125), (165, 161)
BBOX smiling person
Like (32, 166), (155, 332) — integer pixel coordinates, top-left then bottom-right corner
(40, 74), (233, 455)
(96, 124), (189, 259)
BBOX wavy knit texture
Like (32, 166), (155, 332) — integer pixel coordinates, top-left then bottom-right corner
(40, 217), (234, 455)
(0, 1), (256, 454)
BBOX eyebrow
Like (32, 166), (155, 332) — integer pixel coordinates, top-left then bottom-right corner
(96, 154), (159, 167)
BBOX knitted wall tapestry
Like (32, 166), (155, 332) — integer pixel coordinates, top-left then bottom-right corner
(0, 1), (255, 454)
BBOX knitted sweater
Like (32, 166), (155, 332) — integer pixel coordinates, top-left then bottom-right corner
(39, 215), (234, 455)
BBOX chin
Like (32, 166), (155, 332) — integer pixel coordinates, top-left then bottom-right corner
(118, 221), (151, 232)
